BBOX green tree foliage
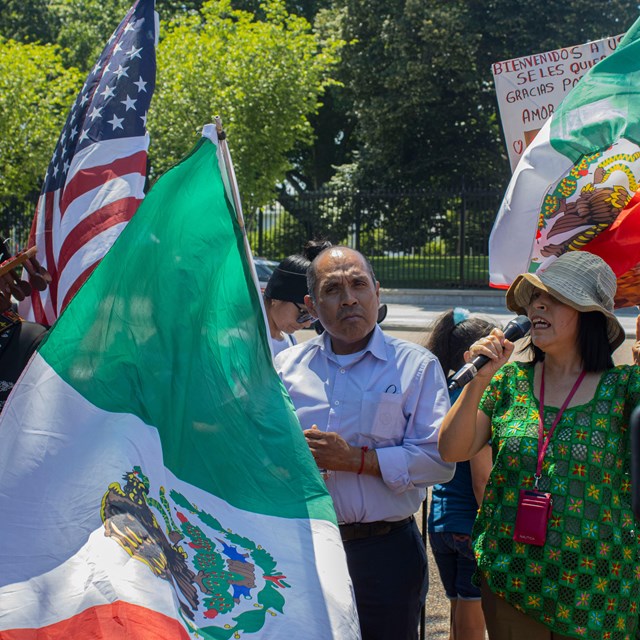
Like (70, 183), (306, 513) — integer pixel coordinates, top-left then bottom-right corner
(284, 6), (355, 193)
(52, 0), (137, 71)
(466, 0), (639, 188)
(0, 0), (60, 43)
(149, 0), (343, 208)
(0, 39), (82, 219)
(232, 0), (332, 23)
(337, 0), (504, 192)
(3, 0), (637, 246)
(466, 0), (637, 73)
(335, 0), (640, 194)
(230, 2), (354, 195)
(464, 0), (639, 183)
(20, 1), (204, 72)
(156, 0), (206, 15)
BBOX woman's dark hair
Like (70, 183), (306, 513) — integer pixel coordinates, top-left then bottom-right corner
(424, 310), (497, 377)
(264, 240), (332, 304)
(302, 239), (332, 262)
(274, 240), (331, 277)
(518, 310), (613, 372)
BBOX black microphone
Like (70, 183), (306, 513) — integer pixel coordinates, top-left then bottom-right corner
(447, 315), (531, 392)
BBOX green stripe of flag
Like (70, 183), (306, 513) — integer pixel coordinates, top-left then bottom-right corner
(550, 19), (640, 161)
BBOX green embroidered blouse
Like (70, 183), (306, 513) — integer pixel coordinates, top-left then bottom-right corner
(474, 361), (640, 640)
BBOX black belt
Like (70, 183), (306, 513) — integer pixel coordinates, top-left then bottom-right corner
(339, 516), (413, 542)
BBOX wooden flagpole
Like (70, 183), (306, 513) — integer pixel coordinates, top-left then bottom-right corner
(214, 116), (245, 231)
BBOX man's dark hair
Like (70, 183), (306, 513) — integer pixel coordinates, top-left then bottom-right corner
(519, 310), (614, 372)
(306, 245), (377, 302)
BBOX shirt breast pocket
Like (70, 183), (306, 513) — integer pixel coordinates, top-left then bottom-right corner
(360, 391), (406, 445)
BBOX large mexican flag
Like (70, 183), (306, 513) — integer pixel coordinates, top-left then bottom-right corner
(0, 126), (360, 639)
(489, 15), (640, 307)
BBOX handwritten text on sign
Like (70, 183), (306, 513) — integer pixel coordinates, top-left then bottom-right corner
(493, 34), (624, 172)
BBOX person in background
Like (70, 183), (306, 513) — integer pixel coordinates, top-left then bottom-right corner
(0, 237), (50, 413)
(263, 240), (330, 357)
(275, 245), (455, 640)
(424, 308), (494, 640)
(438, 251), (640, 640)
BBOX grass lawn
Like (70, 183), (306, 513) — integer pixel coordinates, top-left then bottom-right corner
(370, 255), (490, 288)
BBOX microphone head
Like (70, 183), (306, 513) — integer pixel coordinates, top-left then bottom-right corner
(504, 315), (532, 341)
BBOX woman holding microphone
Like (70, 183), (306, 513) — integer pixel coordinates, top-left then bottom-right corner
(438, 251), (640, 640)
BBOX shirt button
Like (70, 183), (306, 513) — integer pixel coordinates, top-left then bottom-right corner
(340, 368), (346, 374)
(334, 400), (340, 406)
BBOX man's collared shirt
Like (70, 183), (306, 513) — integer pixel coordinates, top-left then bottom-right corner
(275, 325), (455, 524)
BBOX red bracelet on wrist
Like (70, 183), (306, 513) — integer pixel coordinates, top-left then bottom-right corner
(357, 446), (369, 475)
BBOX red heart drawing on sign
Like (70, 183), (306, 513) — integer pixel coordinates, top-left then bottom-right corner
(513, 140), (524, 154)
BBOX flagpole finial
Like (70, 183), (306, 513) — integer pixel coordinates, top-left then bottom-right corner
(214, 116), (226, 140)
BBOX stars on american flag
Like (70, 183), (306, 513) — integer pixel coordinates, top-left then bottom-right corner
(43, 9), (156, 194)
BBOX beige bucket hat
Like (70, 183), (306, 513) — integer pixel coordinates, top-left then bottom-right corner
(505, 251), (625, 350)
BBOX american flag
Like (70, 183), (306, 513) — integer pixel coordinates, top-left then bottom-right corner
(22, 0), (156, 325)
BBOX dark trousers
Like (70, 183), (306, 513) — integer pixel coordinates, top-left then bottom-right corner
(343, 518), (428, 640)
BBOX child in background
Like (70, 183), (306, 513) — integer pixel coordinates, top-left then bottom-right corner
(425, 308), (497, 640)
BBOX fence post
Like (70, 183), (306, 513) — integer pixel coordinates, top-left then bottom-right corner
(354, 192), (361, 252)
(459, 178), (466, 286)
(257, 207), (264, 256)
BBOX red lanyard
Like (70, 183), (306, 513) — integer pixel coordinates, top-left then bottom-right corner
(535, 364), (586, 489)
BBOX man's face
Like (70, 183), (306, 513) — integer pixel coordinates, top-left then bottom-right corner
(305, 248), (380, 354)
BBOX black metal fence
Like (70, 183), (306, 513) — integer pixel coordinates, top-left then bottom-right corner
(1, 185), (505, 289)
(246, 186), (505, 289)
(0, 204), (32, 256)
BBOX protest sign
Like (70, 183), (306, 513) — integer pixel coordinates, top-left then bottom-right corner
(493, 35), (624, 172)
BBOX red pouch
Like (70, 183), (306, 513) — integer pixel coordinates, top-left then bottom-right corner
(513, 489), (552, 546)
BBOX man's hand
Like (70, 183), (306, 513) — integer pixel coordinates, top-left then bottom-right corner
(304, 426), (359, 472)
(633, 314), (640, 366)
(304, 425), (381, 476)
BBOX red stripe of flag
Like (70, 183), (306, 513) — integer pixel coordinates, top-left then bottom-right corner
(0, 601), (191, 640)
(27, 202), (38, 250)
(23, 205), (49, 325)
(43, 191), (58, 319)
(56, 196), (141, 276)
(584, 189), (640, 275)
(59, 150), (148, 218)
